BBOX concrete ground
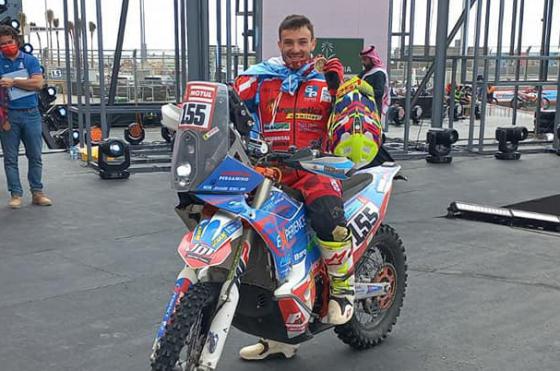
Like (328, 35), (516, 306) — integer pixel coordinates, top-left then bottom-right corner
(1, 151), (559, 371)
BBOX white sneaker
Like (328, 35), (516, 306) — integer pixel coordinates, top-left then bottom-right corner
(239, 339), (298, 361)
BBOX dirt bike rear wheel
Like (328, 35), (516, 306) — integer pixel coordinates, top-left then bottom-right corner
(335, 224), (407, 350)
(150, 282), (220, 371)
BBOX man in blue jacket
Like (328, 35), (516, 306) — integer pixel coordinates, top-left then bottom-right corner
(0, 25), (52, 208)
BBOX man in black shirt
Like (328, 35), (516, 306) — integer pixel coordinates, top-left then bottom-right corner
(358, 45), (389, 117)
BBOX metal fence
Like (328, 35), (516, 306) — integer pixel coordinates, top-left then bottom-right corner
(387, 0), (560, 156)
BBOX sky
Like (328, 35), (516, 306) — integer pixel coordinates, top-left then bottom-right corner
(393, 0), (560, 51)
(22, 0), (177, 52)
(20, 0), (560, 53)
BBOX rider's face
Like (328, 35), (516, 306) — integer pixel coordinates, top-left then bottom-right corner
(278, 27), (316, 70)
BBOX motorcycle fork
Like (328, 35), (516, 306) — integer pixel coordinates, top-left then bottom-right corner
(197, 178), (273, 370)
(152, 266), (198, 354)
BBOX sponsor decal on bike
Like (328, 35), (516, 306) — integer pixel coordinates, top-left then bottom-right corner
(185, 246), (213, 263)
(292, 249), (306, 263)
(285, 215), (307, 241)
(156, 277), (192, 340)
(202, 126), (220, 141)
(278, 298), (310, 338)
(218, 171), (251, 182)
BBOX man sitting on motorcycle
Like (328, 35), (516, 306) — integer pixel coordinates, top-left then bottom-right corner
(233, 14), (354, 360)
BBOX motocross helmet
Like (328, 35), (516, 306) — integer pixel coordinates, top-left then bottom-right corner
(328, 77), (383, 169)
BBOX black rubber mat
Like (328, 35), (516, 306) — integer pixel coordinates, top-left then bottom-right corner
(505, 194), (560, 216)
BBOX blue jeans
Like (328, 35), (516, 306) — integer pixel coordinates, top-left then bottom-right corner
(0, 107), (44, 197)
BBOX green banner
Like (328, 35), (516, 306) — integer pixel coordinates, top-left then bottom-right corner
(314, 38), (364, 75)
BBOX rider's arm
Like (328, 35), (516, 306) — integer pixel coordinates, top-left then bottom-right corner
(233, 76), (259, 115)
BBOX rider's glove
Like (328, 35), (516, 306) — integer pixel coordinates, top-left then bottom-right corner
(323, 58), (344, 96)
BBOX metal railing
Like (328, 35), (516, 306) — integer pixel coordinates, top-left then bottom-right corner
(387, 0), (560, 155)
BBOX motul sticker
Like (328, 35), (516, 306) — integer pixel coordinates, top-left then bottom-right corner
(180, 83), (217, 130)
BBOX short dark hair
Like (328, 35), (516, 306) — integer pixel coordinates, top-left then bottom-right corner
(278, 15), (314, 40)
(0, 25), (20, 45)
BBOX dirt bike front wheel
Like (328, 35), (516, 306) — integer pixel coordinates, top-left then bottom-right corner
(151, 282), (220, 371)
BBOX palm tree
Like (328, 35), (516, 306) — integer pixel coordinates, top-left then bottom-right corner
(67, 21), (74, 67)
(74, 19), (82, 68)
(46, 9), (54, 62)
(88, 21), (96, 68)
(18, 12), (27, 43)
(30, 22), (42, 53)
(53, 18), (60, 66)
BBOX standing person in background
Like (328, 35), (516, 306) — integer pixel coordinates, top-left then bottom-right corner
(0, 87), (9, 132)
(359, 45), (390, 118)
(0, 25), (52, 209)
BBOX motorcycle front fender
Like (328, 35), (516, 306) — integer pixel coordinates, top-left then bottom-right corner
(178, 211), (243, 269)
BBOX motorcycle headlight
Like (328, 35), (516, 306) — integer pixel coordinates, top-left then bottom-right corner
(176, 163), (192, 178)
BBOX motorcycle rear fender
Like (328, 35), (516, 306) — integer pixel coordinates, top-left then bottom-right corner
(177, 211), (243, 269)
(346, 163), (401, 259)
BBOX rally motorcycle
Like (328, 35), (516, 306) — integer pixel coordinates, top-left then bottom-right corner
(151, 81), (407, 371)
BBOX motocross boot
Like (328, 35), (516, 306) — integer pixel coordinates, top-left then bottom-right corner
(239, 339), (298, 361)
(317, 227), (355, 325)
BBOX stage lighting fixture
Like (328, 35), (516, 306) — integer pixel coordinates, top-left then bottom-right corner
(124, 122), (145, 145)
(448, 201), (560, 232)
(88, 126), (103, 143)
(22, 43), (34, 54)
(52, 128), (79, 149)
(53, 105), (67, 121)
(39, 85), (57, 113)
(426, 128), (459, 164)
(43, 105), (69, 132)
(0, 1), (7, 13)
(495, 126), (528, 160)
(98, 139), (131, 179)
(10, 19), (19, 30)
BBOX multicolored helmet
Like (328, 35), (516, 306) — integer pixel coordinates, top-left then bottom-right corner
(328, 77), (383, 169)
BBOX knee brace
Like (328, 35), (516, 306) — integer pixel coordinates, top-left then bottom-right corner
(307, 196), (348, 242)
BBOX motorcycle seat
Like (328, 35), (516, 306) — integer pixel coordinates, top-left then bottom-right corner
(342, 173), (373, 202)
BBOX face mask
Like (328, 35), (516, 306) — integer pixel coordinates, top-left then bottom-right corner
(1, 44), (19, 58)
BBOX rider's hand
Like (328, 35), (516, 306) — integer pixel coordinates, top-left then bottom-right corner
(323, 58), (344, 95)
